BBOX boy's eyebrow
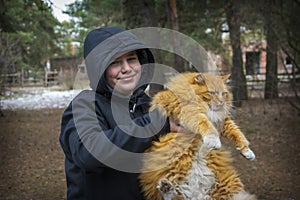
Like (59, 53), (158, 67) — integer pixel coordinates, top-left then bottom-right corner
(110, 51), (137, 64)
(126, 51), (137, 56)
(110, 52), (137, 63)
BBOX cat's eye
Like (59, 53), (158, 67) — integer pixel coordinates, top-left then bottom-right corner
(221, 92), (227, 96)
(210, 91), (216, 95)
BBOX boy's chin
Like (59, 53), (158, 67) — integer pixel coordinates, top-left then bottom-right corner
(115, 86), (136, 95)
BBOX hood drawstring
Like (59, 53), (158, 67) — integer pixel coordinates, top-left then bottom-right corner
(130, 103), (137, 113)
(130, 95), (137, 113)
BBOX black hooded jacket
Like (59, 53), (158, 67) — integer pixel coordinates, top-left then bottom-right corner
(59, 27), (170, 200)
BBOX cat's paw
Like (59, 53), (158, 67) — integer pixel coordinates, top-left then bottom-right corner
(241, 149), (255, 160)
(203, 134), (221, 149)
(157, 178), (177, 199)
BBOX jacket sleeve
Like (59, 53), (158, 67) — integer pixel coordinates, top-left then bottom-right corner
(59, 91), (170, 172)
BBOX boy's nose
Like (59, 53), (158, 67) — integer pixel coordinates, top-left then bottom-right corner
(121, 61), (131, 72)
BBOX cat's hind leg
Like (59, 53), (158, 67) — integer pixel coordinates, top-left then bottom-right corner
(157, 178), (178, 200)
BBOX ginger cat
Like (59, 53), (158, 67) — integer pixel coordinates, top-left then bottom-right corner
(140, 72), (256, 200)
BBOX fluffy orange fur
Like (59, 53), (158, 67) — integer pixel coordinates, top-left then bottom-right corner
(139, 72), (256, 200)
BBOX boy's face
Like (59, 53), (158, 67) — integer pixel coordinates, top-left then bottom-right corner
(105, 51), (141, 95)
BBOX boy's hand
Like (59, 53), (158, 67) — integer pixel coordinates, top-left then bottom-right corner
(169, 119), (192, 134)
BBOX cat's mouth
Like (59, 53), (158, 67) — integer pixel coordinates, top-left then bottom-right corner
(209, 104), (224, 111)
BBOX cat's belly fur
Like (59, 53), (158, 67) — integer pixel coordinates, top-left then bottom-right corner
(177, 145), (215, 199)
(177, 111), (224, 199)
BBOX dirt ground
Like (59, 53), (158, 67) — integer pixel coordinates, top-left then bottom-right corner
(0, 98), (299, 200)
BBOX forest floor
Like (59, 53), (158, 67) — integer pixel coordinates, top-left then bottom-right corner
(0, 98), (299, 200)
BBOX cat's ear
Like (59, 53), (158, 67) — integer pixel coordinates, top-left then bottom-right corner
(194, 73), (205, 84)
(221, 74), (231, 81)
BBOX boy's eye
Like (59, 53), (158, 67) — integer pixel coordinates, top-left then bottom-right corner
(109, 60), (120, 66)
(127, 57), (138, 62)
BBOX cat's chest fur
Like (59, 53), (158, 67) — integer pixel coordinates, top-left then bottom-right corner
(207, 109), (226, 132)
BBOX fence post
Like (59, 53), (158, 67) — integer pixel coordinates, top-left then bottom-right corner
(21, 67), (24, 87)
(44, 68), (48, 86)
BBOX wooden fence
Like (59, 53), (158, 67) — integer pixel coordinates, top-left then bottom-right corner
(1, 69), (59, 87)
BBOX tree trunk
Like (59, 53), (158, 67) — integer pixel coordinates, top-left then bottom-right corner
(123, 0), (165, 95)
(264, 29), (278, 99)
(264, 1), (278, 99)
(167, 0), (185, 72)
(123, 0), (157, 28)
(225, 0), (247, 107)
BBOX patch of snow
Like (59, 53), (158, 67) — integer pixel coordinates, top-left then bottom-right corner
(1, 89), (82, 110)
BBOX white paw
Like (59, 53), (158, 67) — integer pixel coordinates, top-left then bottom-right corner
(157, 178), (177, 199)
(241, 149), (255, 160)
(203, 134), (221, 149)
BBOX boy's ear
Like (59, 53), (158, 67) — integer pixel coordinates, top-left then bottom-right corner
(194, 73), (205, 84)
(221, 74), (231, 81)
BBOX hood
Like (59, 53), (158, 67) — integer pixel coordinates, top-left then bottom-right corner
(84, 27), (154, 94)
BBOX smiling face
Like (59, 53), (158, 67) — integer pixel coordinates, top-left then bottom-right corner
(105, 51), (142, 95)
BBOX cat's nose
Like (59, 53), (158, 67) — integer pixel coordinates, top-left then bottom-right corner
(218, 101), (224, 106)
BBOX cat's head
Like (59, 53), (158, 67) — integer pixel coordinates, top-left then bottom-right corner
(192, 73), (232, 112)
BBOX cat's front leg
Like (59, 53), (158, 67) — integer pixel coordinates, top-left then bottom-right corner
(239, 146), (256, 160)
(222, 117), (255, 160)
(195, 117), (221, 149)
(203, 134), (222, 149)
(180, 111), (221, 150)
